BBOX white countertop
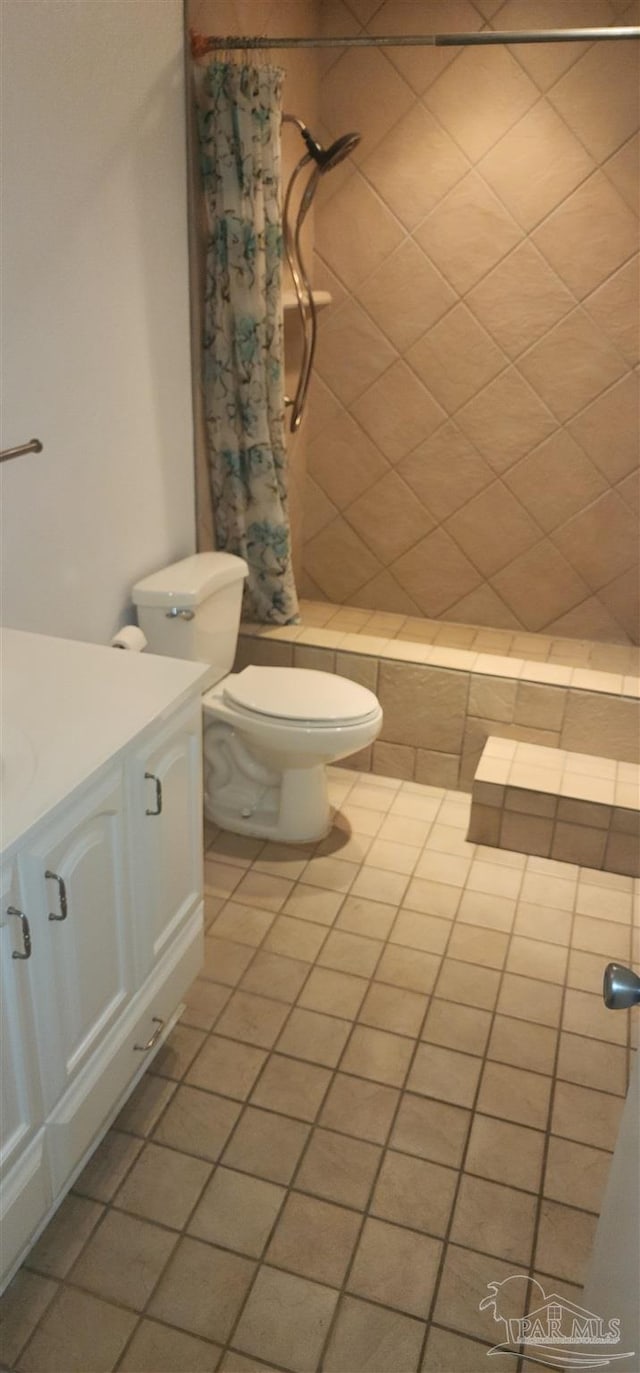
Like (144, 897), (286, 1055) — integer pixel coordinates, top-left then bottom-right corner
(1, 628), (209, 860)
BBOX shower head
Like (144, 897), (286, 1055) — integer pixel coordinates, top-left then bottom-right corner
(283, 114), (361, 172)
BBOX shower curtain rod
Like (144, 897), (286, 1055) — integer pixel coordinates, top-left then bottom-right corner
(194, 26), (640, 51)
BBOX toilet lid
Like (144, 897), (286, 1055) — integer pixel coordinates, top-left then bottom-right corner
(224, 666), (380, 725)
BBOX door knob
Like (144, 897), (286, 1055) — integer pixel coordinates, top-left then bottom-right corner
(603, 963), (640, 1010)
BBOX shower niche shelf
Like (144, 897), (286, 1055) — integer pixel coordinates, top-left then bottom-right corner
(282, 289), (332, 312)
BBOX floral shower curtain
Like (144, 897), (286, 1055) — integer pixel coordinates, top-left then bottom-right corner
(196, 61), (299, 624)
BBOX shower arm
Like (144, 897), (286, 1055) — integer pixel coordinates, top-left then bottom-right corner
(282, 152), (315, 432)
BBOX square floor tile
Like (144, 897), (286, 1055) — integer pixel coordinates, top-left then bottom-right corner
(18, 1287), (136, 1373)
(451, 1173), (537, 1265)
(276, 1007), (351, 1067)
(423, 1324), (520, 1370)
(119, 1319), (221, 1372)
(336, 894), (398, 940)
(250, 1054), (332, 1122)
(391, 1093), (471, 1168)
(232, 870), (294, 911)
(446, 923), (509, 970)
(188, 1167), (285, 1257)
(390, 910), (451, 956)
(551, 1080), (623, 1150)
(506, 935), (568, 984)
(294, 1127), (381, 1210)
(222, 1106), (309, 1184)
(422, 999), (492, 1055)
(544, 1136), (611, 1213)
(350, 865), (411, 906)
(182, 979), (231, 1031)
(434, 1244), (528, 1342)
(284, 884), (345, 926)
(317, 928), (383, 977)
(562, 988), (627, 1045)
(186, 1036), (267, 1100)
(202, 937), (255, 987)
(214, 990), (290, 1049)
(150, 1025), (207, 1081)
(556, 1032), (628, 1095)
(209, 902), (276, 947)
(148, 1237), (255, 1344)
(263, 914), (329, 963)
(434, 958), (500, 1010)
(323, 1294), (426, 1373)
(402, 878), (461, 921)
(465, 1114), (545, 1193)
(240, 951), (309, 1003)
(535, 1200), (598, 1285)
(266, 1191), (361, 1285)
(359, 982), (428, 1036)
(73, 1130), (143, 1203)
(497, 973), (563, 1027)
(301, 856), (356, 893)
(152, 1086), (241, 1163)
(348, 1217), (441, 1318)
(26, 1194), (103, 1280)
(407, 1043), (481, 1107)
(487, 1015), (558, 1075)
(70, 1210), (177, 1310)
(320, 1073), (400, 1144)
(340, 1024), (414, 1087)
(375, 944), (441, 994)
(298, 966), (368, 1018)
(233, 1266), (338, 1373)
(114, 1073), (176, 1138)
(114, 1142), (211, 1229)
(514, 902), (572, 946)
(371, 1150), (457, 1236)
(477, 1061), (551, 1129)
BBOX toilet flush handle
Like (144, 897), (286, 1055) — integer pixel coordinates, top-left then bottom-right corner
(165, 607), (195, 620)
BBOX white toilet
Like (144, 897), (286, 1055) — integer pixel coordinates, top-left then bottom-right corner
(132, 552), (383, 842)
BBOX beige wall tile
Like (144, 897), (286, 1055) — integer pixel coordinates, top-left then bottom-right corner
(603, 132), (639, 212)
(372, 741), (416, 780)
(504, 431), (607, 534)
(455, 368), (557, 475)
(515, 683), (567, 732)
(398, 423), (493, 523)
(362, 101), (470, 228)
(445, 482), (540, 577)
(356, 239), (456, 350)
(552, 822), (608, 868)
(548, 39), (640, 163)
(584, 256), (639, 367)
(517, 309), (627, 423)
(568, 373), (639, 485)
(553, 491), (639, 593)
(415, 749), (461, 789)
(316, 171), (404, 289)
(350, 360), (447, 463)
(368, 0), (483, 96)
(562, 692), (640, 763)
(346, 470), (433, 565)
(378, 661), (469, 750)
(468, 677), (517, 722)
(407, 304), (507, 414)
(414, 171), (523, 293)
(424, 43), (538, 161)
(307, 410), (389, 511)
(532, 172), (638, 301)
(467, 242), (574, 359)
(604, 830), (640, 877)
(491, 541), (590, 633)
(500, 811), (554, 858)
(315, 299), (398, 406)
(478, 96), (596, 230)
(392, 528), (482, 617)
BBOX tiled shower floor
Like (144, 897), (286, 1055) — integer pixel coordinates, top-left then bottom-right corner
(2, 770), (636, 1373)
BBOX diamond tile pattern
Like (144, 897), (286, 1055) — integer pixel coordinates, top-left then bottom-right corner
(7, 769), (631, 1372)
(302, 2), (639, 643)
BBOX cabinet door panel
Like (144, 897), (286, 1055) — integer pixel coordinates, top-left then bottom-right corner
(0, 866), (43, 1178)
(22, 771), (133, 1108)
(132, 702), (202, 973)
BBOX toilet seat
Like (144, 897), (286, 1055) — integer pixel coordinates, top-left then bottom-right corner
(223, 665), (379, 727)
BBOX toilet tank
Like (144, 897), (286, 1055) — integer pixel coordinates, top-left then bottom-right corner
(132, 552), (248, 686)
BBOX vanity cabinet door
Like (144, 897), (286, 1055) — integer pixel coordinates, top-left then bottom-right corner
(0, 864), (43, 1176)
(129, 700), (203, 979)
(20, 768), (134, 1112)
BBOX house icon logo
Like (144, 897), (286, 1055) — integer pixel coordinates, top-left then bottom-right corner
(480, 1275), (635, 1368)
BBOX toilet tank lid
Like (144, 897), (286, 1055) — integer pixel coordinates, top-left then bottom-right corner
(132, 553), (248, 607)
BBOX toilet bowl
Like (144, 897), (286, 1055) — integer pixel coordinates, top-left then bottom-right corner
(202, 665), (382, 841)
(132, 553), (383, 844)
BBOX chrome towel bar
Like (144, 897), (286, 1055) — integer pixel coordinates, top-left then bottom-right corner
(0, 439), (43, 464)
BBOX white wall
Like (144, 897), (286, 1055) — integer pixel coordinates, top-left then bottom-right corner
(1, 0), (195, 645)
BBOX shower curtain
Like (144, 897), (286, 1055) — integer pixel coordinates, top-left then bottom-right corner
(196, 61), (299, 624)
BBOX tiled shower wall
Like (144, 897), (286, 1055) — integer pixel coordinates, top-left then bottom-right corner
(301, 0), (640, 643)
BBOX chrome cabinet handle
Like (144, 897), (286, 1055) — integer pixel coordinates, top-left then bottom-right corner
(603, 963), (640, 1010)
(45, 870), (68, 921)
(7, 907), (32, 959)
(144, 772), (163, 816)
(134, 1016), (164, 1051)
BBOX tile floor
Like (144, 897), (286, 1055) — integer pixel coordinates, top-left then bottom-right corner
(1, 768), (637, 1373)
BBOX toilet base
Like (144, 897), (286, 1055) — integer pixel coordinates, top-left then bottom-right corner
(206, 763), (332, 844)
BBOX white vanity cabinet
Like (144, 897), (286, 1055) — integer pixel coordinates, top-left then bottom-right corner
(129, 699), (203, 979)
(0, 629), (209, 1291)
(19, 769), (133, 1114)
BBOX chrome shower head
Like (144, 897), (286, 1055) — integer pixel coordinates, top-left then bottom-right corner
(284, 114), (361, 172)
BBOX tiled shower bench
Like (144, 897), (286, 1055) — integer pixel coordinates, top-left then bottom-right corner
(468, 737), (640, 876)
